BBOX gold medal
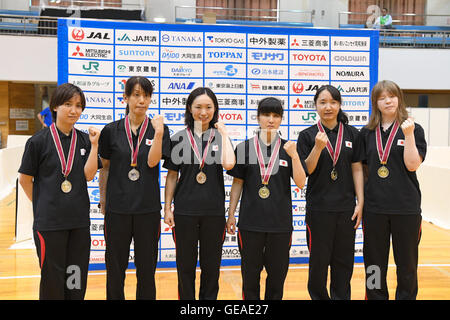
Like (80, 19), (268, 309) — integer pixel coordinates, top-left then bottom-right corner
(330, 168), (338, 181)
(128, 168), (140, 181)
(377, 165), (389, 178)
(258, 185), (270, 199)
(61, 179), (72, 193)
(196, 171), (207, 184)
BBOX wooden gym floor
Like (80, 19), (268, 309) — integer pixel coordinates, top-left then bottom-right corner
(0, 190), (449, 300)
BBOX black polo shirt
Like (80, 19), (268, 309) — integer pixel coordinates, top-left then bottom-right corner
(18, 127), (97, 231)
(297, 122), (364, 213)
(226, 135), (305, 233)
(360, 123), (427, 215)
(163, 127), (226, 217)
(98, 118), (171, 215)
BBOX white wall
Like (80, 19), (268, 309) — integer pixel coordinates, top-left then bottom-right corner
(378, 48), (450, 90)
(0, 35), (57, 83)
(426, 0), (450, 26)
(0, 0), (29, 11)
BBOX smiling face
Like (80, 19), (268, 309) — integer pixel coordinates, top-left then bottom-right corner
(53, 94), (83, 127)
(315, 89), (341, 124)
(189, 93), (216, 128)
(124, 83), (152, 117)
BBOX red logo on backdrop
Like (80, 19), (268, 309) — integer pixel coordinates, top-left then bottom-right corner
(292, 98), (303, 108)
(292, 82), (304, 94)
(72, 45), (84, 57)
(72, 29), (85, 41)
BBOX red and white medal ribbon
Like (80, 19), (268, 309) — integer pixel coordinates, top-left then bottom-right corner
(253, 134), (281, 185)
(49, 123), (77, 178)
(124, 115), (149, 167)
(375, 121), (399, 165)
(186, 127), (215, 170)
(317, 121), (344, 168)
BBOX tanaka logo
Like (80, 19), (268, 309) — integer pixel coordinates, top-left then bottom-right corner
(72, 29), (84, 41)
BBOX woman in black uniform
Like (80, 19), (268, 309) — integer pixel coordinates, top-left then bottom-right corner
(361, 80), (426, 300)
(98, 76), (171, 300)
(296, 85), (364, 300)
(226, 97), (307, 300)
(163, 87), (235, 300)
(18, 83), (100, 299)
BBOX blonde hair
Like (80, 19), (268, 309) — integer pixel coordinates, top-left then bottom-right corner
(367, 80), (408, 130)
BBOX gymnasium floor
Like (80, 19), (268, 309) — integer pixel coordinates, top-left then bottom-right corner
(0, 190), (449, 300)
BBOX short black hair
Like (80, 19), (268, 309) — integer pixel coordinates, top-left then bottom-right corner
(50, 83), (86, 121)
(257, 97), (284, 117)
(124, 77), (154, 115)
(184, 87), (219, 129)
(313, 85), (348, 124)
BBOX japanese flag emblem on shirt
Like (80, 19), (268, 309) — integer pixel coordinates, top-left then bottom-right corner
(345, 141), (352, 148)
(397, 139), (405, 146)
(280, 159), (288, 167)
(146, 139), (153, 146)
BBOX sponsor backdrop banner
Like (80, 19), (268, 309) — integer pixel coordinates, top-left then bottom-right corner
(58, 18), (378, 270)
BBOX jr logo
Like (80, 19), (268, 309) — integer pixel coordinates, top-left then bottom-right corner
(82, 62), (99, 71)
(302, 112), (317, 122)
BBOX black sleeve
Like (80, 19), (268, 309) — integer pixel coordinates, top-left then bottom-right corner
(414, 123), (427, 162)
(98, 124), (112, 160)
(162, 135), (181, 172)
(296, 130), (313, 161)
(18, 137), (39, 177)
(161, 124), (171, 161)
(226, 143), (246, 179)
(359, 127), (368, 165)
(351, 127), (365, 163)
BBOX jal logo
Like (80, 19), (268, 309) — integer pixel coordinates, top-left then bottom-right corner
(71, 29), (84, 41)
(167, 82), (195, 90)
(86, 32), (111, 40)
(292, 82), (304, 94)
(82, 61), (99, 72)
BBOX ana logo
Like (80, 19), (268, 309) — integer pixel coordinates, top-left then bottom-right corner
(168, 82), (195, 90)
(71, 29), (84, 41)
(72, 46), (84, 57)
(292, 82), (304, 94)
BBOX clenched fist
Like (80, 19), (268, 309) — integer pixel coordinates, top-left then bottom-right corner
(88, 126), (100, 146)
(151, 114), (164, 134)
(315, 131), (328, 151)
(214, 121), (228, 136)
(401, 117), (415, 137)
(283, 141), (299, 159)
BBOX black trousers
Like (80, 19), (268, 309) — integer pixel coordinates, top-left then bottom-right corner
(363, 212), (422, 300)
(305, 210), (356, 300)
(237, 230), (292, 300)
(104, 212), (160, 300)
(33, 227), (91, 300)
(172, 214), (226, 300)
